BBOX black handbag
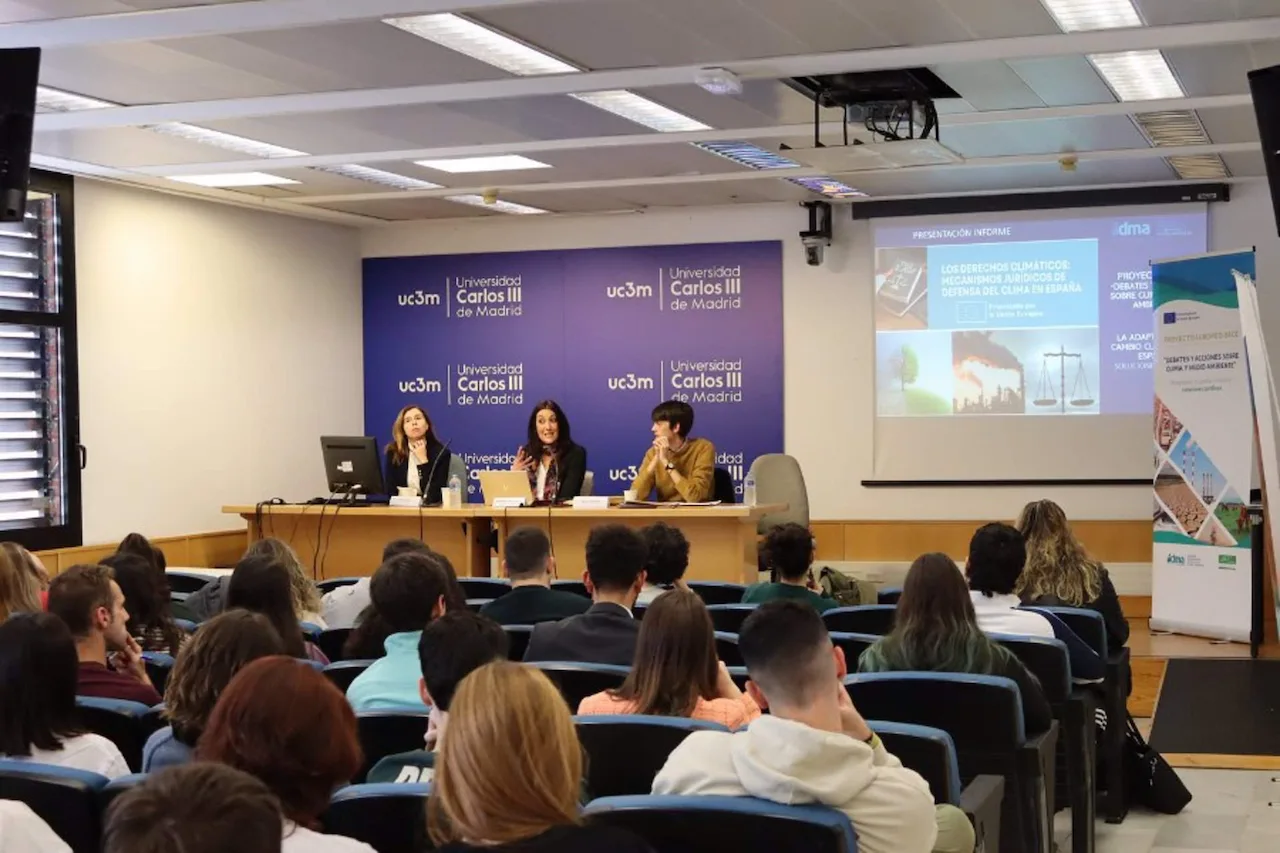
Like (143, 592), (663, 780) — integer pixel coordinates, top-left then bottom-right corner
(1124, 713), (1192, 814)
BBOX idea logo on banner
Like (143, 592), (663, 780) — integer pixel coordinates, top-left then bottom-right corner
(450, 274), (523, 318)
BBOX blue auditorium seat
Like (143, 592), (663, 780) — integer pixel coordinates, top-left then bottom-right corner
(877, 587), (903, 605)
(324, 782), (432, 853)
(575, 715), (729, 799)
(503, 625), (533, 661)
(821, 605), (896, 636)
(550, 579), (589, 598)
(317, 627), (353, 662)
(355, 710), (430, 783)
(687, 581), (748, 606)
(0, 759), (108, 853)
(321, 659), (374, 692)
(141, 651), (175, 695)
(465, 598), (492, 612)
(714, 632), (743, 666)
(829, 632), (879, 667)
(705, 604), (757, 634)
(100, 772), (146, 813)
(75, 697), (165, 773)
(530, 662), (629, 710)
(459, 577), (511, 599)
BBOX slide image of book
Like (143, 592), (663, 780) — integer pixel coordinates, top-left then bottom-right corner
(874, 247), (928, 331)
(1212, 486), (1251, 549)
(1169, 431), (1226, 508)
(1154, 458), (1208, 537)
(875, 330), (954, 416)
(988, 327), (1100, 416)
(951, 331), (1027, 415)
(1196, 515), (1237, 547)
(1154, 396), (1183, 451)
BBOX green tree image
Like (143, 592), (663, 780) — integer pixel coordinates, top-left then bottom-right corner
(890, 344), (919, 390)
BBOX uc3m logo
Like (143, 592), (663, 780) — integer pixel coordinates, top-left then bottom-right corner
(399, 290), (442, 306)
(1166, 554), (1186, 565)
(608, 374), (656, 391)
(398, 377), (443, 394)
(608, 466), (639, 482)
(606, 282), (654, 299)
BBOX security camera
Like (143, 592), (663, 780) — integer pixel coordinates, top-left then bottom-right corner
(801, 234), (827, 266)
(799, 200), (833, 267)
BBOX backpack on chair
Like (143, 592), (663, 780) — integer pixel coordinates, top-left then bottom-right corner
(818, 567), (870, 607)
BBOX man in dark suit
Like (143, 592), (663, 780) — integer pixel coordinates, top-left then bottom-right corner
(480, 527), (590, 625)
(523, 524), (647, 666)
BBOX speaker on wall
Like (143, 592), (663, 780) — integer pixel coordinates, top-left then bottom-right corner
(0, 47), (41, 224)
(1249, 63), (1280, 237)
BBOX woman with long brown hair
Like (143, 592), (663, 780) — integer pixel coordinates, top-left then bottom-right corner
(243, 538), (326, 627)
(384, 404), (452, 505)
(1016, 499), (1129, 651)
(511, 400), (587, 503)
(428, 661), (651, 852)
(858, 553), (1053, 735)
(0, 542), (43, 620)
(577, 590), (759, 728)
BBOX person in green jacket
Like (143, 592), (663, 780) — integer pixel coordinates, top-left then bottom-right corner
(742, 523), (838, 613)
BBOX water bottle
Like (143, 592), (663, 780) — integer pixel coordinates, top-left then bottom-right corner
(447, 473), (463, 508)
(743, 471), (757, 507)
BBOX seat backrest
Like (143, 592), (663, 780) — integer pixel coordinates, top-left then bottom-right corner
(459, 578), (511, 600)
(828, 632), (879, 667)
(164, 571), (214, 594)
(299, 622), (323, 641)
(316, 577), (362, 595)
(687, 582), (748, 606)
(575, 716), (728, 799)
(0, 759), (108, 853)
(75, 697), (163, 773)
(141, 652), (175, 695)
(100, 772), (147, 814)
(581, 470), (594, 496)
(324, 782), (432, 853)
(868, 721), (963, 806)
(503, 625), (534, 661)
(530, 662), (629, 709)
(822, 605), (896, 636)
(465, 598), (492, 613)
(584, 794), (856, 853)
(725, 666), (750, 692)
(705, 604), (757, 634)
(550, 579), (590, 598)
(355, 711), (431, 783)
(877, 586), (903, 605)
(844, 673), (1026, 751)
(713, 467), (738, 504)
(317, 628), (354, 663)
(1025, 606), (1108, 658)
(714, 632), (743, 667)
(322, 659), (374, 692)
(993, 634), (1072, 703)
(748, 454), (810, 533)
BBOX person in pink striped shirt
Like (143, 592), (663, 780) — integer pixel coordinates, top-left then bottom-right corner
(577, 590), (760, 729)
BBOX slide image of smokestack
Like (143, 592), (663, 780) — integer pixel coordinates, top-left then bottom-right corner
(951, 331), (1027, 415)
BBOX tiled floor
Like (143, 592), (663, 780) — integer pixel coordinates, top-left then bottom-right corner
(1053, 769), (1280, 853)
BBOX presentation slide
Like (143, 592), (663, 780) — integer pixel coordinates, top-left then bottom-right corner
(873, 211), (1207, 419)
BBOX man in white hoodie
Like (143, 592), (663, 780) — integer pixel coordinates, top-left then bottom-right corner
(653, 600), (974, 853)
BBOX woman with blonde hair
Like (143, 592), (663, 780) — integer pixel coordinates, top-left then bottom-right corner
(385, 404), (452, 506)
(244, 538), (326, 628)
(1016, 499), (1129, 650)
(0, 543), (44, 620)
(428, 661), (652, 853)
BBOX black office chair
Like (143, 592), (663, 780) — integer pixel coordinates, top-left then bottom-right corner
(531, 662), (629, 710)
(504, 625), (534, 661)
(318, 628), (353, 663)
(75, 697), (165, 773)
(575, 715), (729, 799)
(822, 605), (896, 636)
(714, 632), (743, 666)
(713, 468), (737, 504)
(356, 711), (431, 783)
(322, 660), (375, 693)
(324, 783), (432, 853)
(705, 604), (757, 634)
(687, 581), (748, 605)
(0, 760), (108, 853)
(459, 578), (511, 599)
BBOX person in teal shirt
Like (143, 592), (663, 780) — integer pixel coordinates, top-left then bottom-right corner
(742, 523), (838, 613)
(366, 611), (509, 783)
(346, 551), (459, 712)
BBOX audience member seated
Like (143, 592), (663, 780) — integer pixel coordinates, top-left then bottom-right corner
(115, 533), (194, 623)
(0, 801), (69, 853)
(1017, 499), (1130, 651)
(101, 552), (187, 656)
(654, 600), (972, 853)
(0, 612), (130, 778)
(322, 538), (429, 630)
(480, 527), (590, 625)
(577, 590), (760, 729)
(628, 400), (715, 503)
(247, 537), (328, 628)
(144, 610), (285, 772)
(428, 661), (652, 853)
(965, 523), (1057, 638)
(859, 553), (1053, 735)
(742, 522), (836, 612)
(105, 763), (284, 853)
(346, 552), (459, 710)
(47, 563), (162, 706)
(367, 611), (509, 783)
(635, 522), (690, 606)
(199, 657), (373, 853)
(524, 524), (647, 666)
(227, 553), (329, 665)
(0, 541), (44, 620)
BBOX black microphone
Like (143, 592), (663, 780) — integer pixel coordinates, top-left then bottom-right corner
(420, 438), (454, 507)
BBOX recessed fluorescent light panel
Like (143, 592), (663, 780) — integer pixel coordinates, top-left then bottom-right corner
(695, 141), (800, 170)
(787, 177), (867, 199)
(385, 14), (575, 75)
(1088, 50), (1184, 101)
(1039, 0), (1142, 32)
(415, 155), (551, 173)
(315, 165), (443, 190)
(168, 172), (300, 188)
(149, 124), (305, 158)
(446, 194), (548, 214)
(1164, 154), (1229, 180)
(35, 86), (112, 112)
(569, 91), (711, 132)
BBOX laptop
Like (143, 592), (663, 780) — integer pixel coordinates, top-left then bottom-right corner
(477, 470), (535, 507)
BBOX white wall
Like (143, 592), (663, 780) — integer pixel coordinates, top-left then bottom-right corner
(363, 183), (1280, 522)
(75, 181), (363, 543)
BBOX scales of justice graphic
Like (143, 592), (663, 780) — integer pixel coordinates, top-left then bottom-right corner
(1031, 346), (1095, 413)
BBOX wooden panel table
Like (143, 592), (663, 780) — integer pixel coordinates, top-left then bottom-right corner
(223, 505), (489, 579)
(479, 504), (786, 584)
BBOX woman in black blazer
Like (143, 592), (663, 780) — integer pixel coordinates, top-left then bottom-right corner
(512, 400), (587, 503)
(384, 404), (452, 505)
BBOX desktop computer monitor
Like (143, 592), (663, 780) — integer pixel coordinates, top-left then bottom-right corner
(320, 436), (387, 496)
